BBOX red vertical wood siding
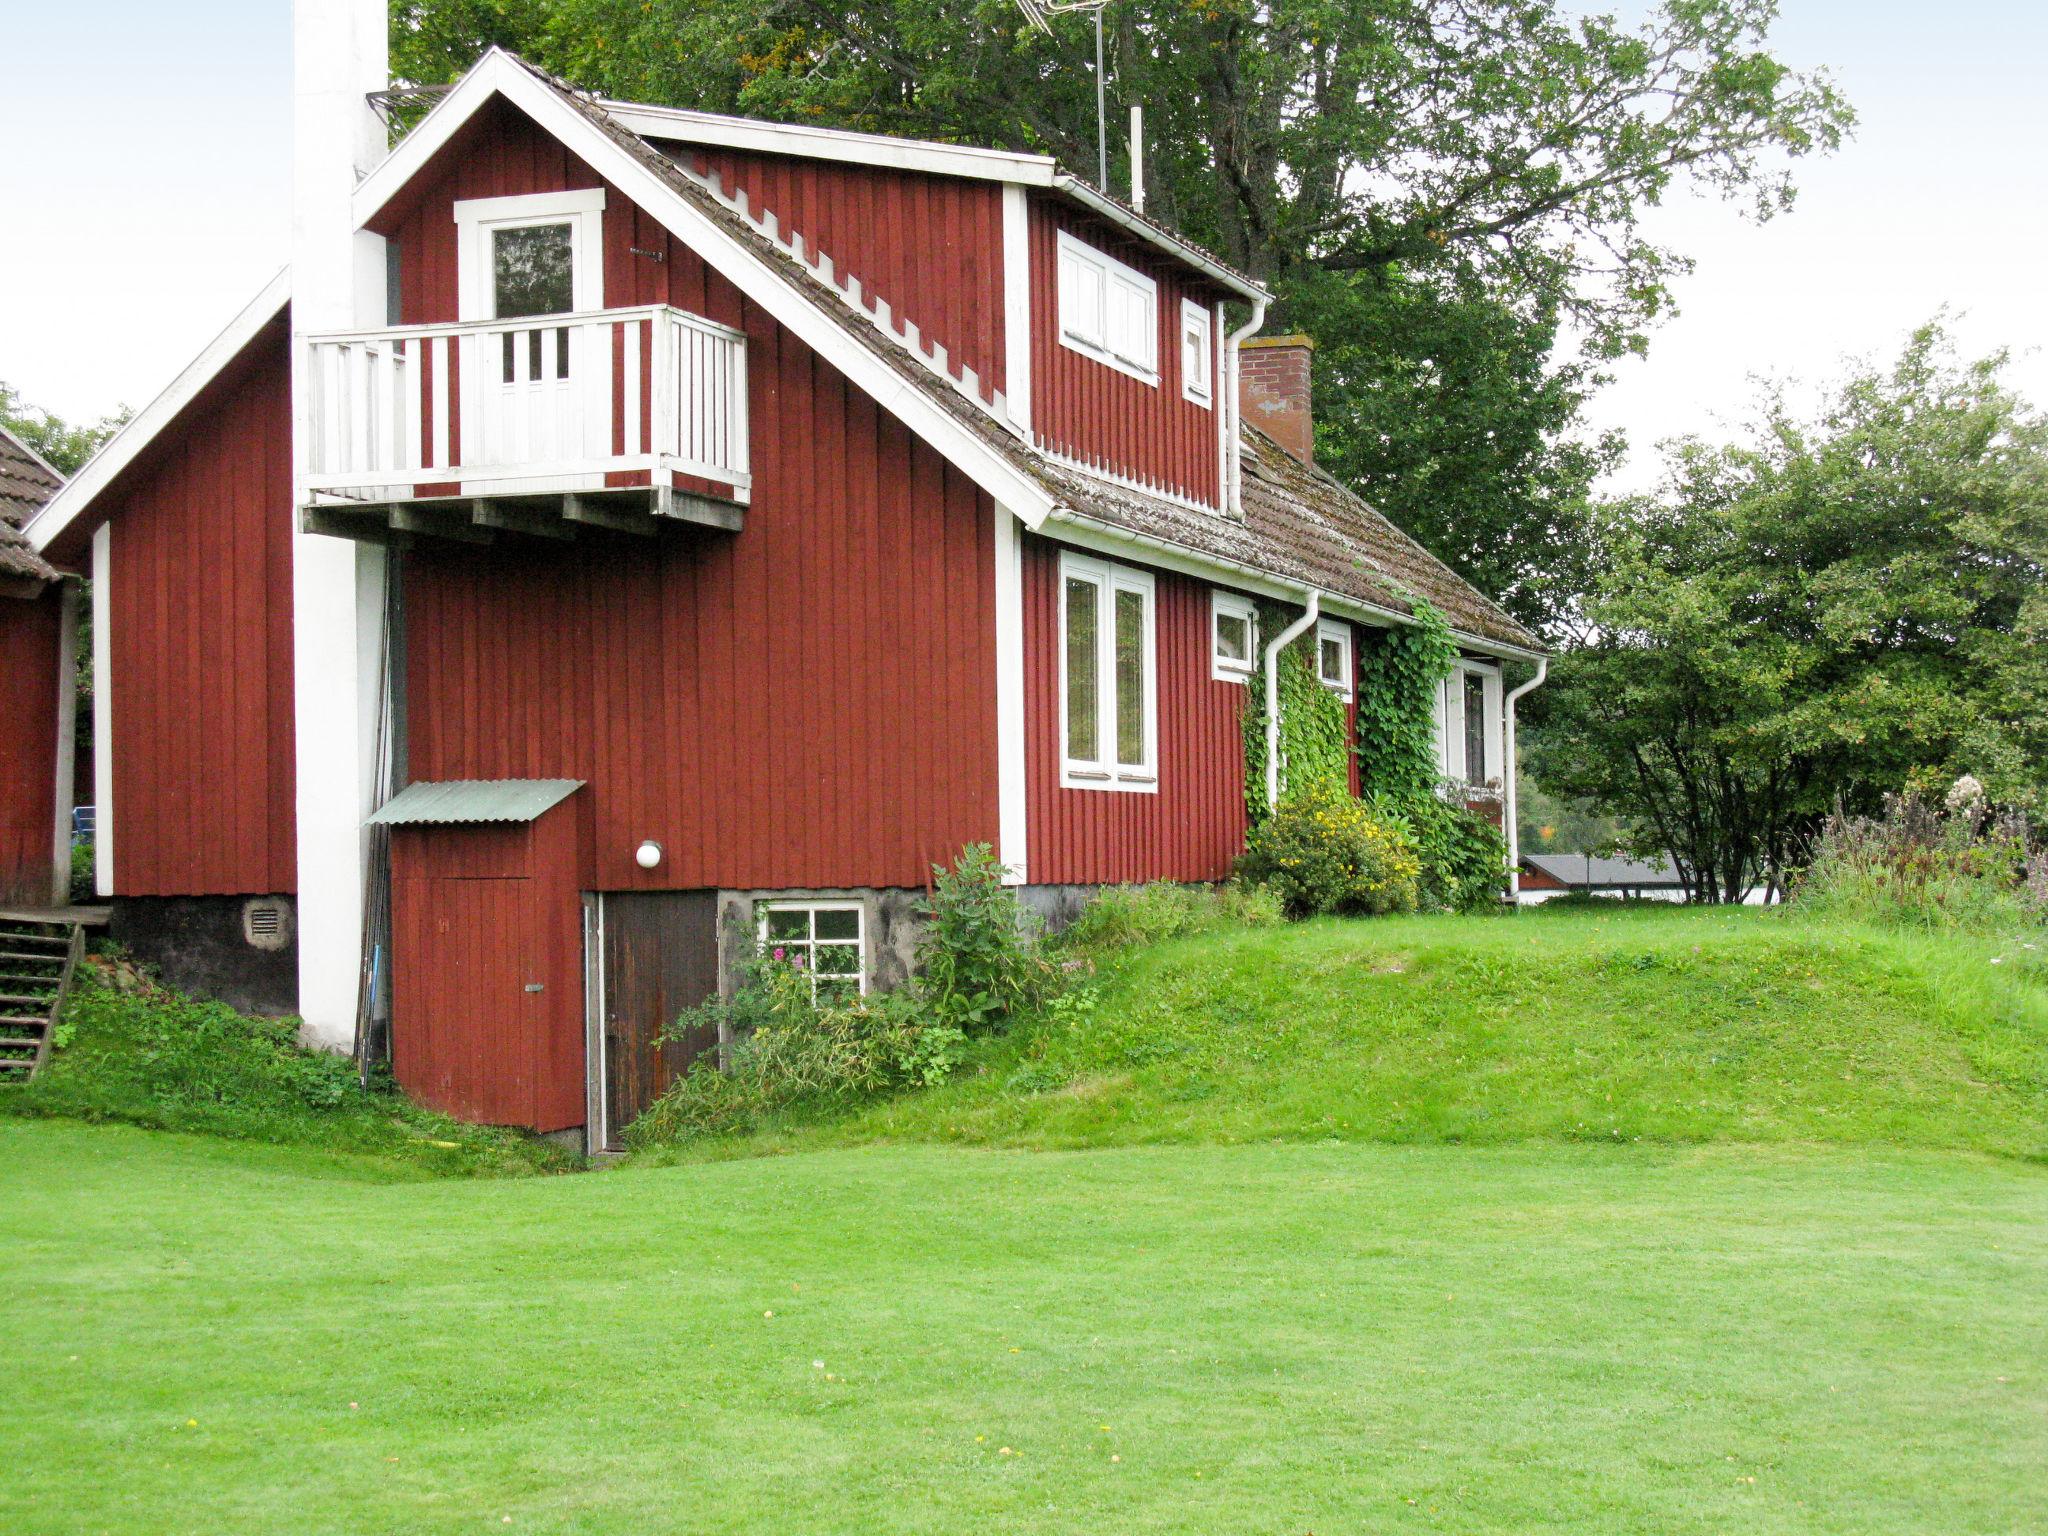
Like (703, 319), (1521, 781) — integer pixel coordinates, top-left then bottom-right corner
(0, 588), (62, 905)
(1022, 534), (1249, 884)
(388, 796), (588, 1132)
(676, 145), (1008, 404)
(104, 322), (297, 897)
(1029, 198), (1223, 508)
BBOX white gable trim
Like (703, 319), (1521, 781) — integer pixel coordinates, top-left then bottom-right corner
(26, 269), (291, 556)
(353, 52), (1060, 529)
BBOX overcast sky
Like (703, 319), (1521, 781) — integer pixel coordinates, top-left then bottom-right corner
(4, 1), (2043, 491)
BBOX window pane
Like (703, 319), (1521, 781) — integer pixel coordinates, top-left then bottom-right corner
(1215, 612), (1248, 664)
(493, 223), (574, 318)
(765, 908), (809, 942)
(1065, 576), (1100, 762)
(1465, 675), (1488, 781)
(1320, 635), (1345, 684)
(812, 945), (860, 976)
(1116, 587), (1147, 767)
(814, 908), (860, 941)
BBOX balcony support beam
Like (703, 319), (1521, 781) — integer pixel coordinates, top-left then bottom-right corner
(470, 498), (575, 541)
(657, 487), (746, 532)
(389, 505), (494, 545)
(562, 492), (658, 537)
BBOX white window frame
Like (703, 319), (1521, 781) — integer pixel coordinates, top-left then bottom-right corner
(757, 899), (868, 1002)
(1315, 618), (1354, 701)
(1059, 551), (1158, 792)
(453, 188), (607, 322)
(1056, 230), (1159, 386)
(1434, 661), (1504, 787)
(1180, 298), (1214, 408)
(1211, 589), (1259, 683)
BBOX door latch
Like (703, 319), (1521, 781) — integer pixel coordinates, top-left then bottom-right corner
(524, 982), (545, 993)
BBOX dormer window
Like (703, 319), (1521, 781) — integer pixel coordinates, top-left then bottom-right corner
(1181, 300), (1214, 407)
(1057, 231), (1158, 385)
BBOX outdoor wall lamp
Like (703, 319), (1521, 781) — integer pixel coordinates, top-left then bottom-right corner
(635, 840), (663, 870)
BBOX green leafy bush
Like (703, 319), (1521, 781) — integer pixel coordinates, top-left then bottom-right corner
(1795, 789), (2045, 934)
(917, 843), (1053, 1034)
(1238, 781), (1421, 918)
(1374, 792), (1510, 911)
(1058, 882), (1284, 952)
(68, 840), (94, 905)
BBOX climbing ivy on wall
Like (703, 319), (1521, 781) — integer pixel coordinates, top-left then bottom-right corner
(1353, 598), (1458, 801)
(1242, 602), (1351, 824)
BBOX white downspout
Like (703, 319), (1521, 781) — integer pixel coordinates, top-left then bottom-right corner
(1224, 296), (1269, 517)
(1263, 589), (1320, 811)
(1502, 657), (1548, 901)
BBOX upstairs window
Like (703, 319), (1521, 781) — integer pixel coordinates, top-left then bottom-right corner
(1061, 552), (1157, 791)
(1057, 231), (1159, 385)
(1316, 619), (1353, 701)
(1212, 590), (1258, 682)
(1181, 300), (1214, 407)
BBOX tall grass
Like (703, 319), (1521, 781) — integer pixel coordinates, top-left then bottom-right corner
(1794, 790), (2046, 935)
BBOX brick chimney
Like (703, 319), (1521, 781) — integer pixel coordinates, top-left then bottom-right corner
(1237, 335), (1315, 464)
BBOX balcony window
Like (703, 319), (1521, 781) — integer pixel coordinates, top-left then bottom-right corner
(1060, 551), (1157, 791)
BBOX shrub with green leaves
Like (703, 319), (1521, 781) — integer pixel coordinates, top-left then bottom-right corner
(1373, 792), (1510, 912)
(916, 842), (1052, 1034)
(1238, 781), (1421, 918)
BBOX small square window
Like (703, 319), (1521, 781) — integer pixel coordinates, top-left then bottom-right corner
(758, 902), (866, 1004)
(1211, 591), (1258, 682)
(1316, 619), (1353, 700)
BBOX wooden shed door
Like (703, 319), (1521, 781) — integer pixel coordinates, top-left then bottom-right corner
(595, 891), (719, 1150)
(393, 874), (541, 1126)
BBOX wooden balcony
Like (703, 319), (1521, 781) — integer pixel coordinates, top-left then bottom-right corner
(299, 304), (750, 542)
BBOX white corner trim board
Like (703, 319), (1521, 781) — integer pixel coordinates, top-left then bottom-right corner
(26, 271), (292, 556)
(353, 51), (1059, 530)
(992, 503), (1029, 884)
(91, 523), (113, 897)
(1002, 185), (1033, 436)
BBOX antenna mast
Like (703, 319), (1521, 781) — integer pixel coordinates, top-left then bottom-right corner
(1014, 0), (1114, 192)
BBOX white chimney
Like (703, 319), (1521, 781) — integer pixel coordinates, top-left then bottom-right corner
(291, 0), (391, 1052)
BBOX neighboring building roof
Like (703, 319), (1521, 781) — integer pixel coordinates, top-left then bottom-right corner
(1520, 853), (1685, 890)
(366, 779), (584, 825)
(0, 426), (63, 585)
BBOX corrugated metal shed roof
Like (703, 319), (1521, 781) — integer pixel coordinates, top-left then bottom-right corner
(367, 779), (584, 826)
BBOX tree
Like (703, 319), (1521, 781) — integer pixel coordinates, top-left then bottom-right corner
(1528, 323), (2048, 900)
(0, 383), (125, 477)
(390, 0), (1848, 624)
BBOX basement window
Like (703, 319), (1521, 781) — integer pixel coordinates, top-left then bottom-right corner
(1057, 230), (1159, 385)
(1181, 300), (1214, 407)
(1316, 619), (1353, 701)
(1061, 551), (1157, 791)
(1211, 590), (1258, 683)
(759, 902), (866, 1005)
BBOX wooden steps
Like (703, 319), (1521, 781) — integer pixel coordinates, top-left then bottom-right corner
(0, 915), (87, 1083)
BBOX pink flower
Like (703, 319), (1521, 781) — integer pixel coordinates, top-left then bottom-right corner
(772, 947), (786, 961)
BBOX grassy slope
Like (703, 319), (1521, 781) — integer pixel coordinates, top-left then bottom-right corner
(3, 1120), (2044, 1535)
(760, 906), (2048, 1159)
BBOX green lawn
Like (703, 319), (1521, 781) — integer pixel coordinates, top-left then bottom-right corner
(2, 1120), (2043, 1534)
(4, 904), (2046, 1532)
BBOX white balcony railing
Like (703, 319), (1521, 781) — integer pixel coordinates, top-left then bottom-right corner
(301, 304), (751, 504)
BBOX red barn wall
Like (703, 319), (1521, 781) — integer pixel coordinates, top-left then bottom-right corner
(673, 144), (1008, 404)
(0, 588), (62, 905)
(103, 322), (298, 897)
(1029, 199), (1224, 509)
(1022, 534), (1249, 884)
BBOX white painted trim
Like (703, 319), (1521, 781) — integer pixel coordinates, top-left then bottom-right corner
(1033, 444), (1220, 517)
(1438, 659), (1504, 787)
(1222, 297), (1269, 517)
(1002, 186), (1033, 436)
(993, 504), (1029, 885)
(1055, 229), (1159, 386)
(1213, 302), (1230, 515)
(90, 523), (112, 897)
(25, 272), (291, 556)
(51, 580), (78, 906)
(352, 53), (1060, 529)
(604, 99), (1063, 186)
(1316, 617), (1354, 701)
(1057, 550), (1159, 794)
(1211, 589), (1259, 684)
(1180, 298), (1214, 408)
(1043, 506), (1547, 663)
(1053, 175), (1268, 303)
(452, 189), (607, 321)
(1502, 658), (1548, 899)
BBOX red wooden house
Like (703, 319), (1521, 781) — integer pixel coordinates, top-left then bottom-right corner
(24, 19), (1541, 1149)
(0, 426), (75, 909)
